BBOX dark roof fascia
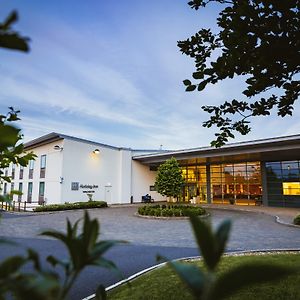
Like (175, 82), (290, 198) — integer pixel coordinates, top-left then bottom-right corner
(24, 133), (63, 150)
(132, 134), (300, 162)
(24, 132), (123, 151)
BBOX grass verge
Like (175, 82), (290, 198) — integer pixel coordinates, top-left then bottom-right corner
(108, 253), (300, 300)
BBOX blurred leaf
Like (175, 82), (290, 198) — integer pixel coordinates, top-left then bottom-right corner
(1, 11), (18, 30)
(0, 124), (20, 147)
(0, 256), (25, 278)
(95, 285), (106, 300)
(168, 260), (206, 297)
(209, 263), (296, 300)
(189, 216), (216, 270)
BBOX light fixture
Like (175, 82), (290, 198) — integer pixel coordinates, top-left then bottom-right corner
(54, 145), (63, 151)
(93, 149), (100, 154)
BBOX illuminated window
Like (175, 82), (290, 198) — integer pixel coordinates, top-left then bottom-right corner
(282, 182), (300, 195)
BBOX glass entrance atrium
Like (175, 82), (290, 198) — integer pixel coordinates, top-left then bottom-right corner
(181, 162), (262, 205)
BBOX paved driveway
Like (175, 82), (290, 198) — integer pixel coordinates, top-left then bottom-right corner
(0, 207), (299, 299)
(1, 206), (299, 250)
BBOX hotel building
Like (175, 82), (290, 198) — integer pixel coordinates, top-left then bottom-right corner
(2, 132), (300, 208)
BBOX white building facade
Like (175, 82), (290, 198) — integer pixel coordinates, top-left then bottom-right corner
(2, 133), (164, 205)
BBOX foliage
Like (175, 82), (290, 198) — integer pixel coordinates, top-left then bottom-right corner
(0, 10), (30, 52)
(160, 216), (296, 300)
(34, 201), (108, 212)
(138, 204), (206, 217)
(108, 253), (300, 300)
(179, 1), (300, 147)
(0, 108), (36, 202)
(0, 211), (124, 300)
(293, 214), (300, 225)
(154, 157), (185, 199)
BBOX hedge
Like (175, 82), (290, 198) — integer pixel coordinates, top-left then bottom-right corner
(34, 201), (108, 212)
(293, 214), (300, 225)
(138, 204), (206, 217)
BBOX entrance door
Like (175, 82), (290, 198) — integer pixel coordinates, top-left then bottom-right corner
(105, 186), (112, 204)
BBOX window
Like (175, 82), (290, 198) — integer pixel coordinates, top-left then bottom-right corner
(39, 182), (45, 204)
(19, 166), (24, 180)
(282, 182), (300, 195)
(29, 160), (34, 179)
(27, 182), (33, 203)
(3, 183), (7, 195)
(40, 155), (46, 178)
(10, 182), (14, 200)
(18, 182), (23, 202)
(11, 164), (15, 180)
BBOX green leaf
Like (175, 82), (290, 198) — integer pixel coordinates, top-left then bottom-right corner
(0, 124), (20, 147)
(209, 263), (296, 300)
(186, 84), (197, 92)
(189, 216), (216, 270)
(1, 11), (18, 30)
(168, 260), (206, 297)
(214, 220), (231, 263)
(95, 285), (106, 300)
(0, 256), (25, 278)
(183, 79), (192, 86)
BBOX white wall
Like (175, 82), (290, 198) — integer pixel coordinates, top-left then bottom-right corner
(5, 140), (64, 205)
(131, 160), (165, 203)
(61, 139), (131, 204)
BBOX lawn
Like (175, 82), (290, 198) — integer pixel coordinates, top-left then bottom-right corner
(108, 253), (300, 300)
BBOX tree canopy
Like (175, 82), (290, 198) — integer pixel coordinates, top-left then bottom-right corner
(179, 0), (300, 147)
(154, 157), (185, 199)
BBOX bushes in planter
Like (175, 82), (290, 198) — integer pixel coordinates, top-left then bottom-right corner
(138, 204), (206, 217)
(293, 214), (300, 225)
(34, 201), (108, 212)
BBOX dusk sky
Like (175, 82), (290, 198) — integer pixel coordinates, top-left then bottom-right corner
(1, 0), (299, 150)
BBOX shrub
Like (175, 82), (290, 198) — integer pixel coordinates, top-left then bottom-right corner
(34, 201), (107, 212)
(138, 205), (206, 218)
(138, 207), (145, 215)
(293, 214), (300, 225)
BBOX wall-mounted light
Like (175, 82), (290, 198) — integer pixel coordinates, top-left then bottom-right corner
(93, 149), (100, 154)
(54, 145), (63, 151)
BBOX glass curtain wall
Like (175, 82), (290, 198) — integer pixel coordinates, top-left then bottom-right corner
(210, 162), (262, 205)
(266, 160), (300, 207)
(181, 165), (207, 203)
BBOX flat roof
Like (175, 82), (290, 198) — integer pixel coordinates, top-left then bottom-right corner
(133, 134), (300, 164)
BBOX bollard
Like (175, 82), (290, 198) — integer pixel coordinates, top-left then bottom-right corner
(24, 201), (27, 211)
(18, 201), (20, 212)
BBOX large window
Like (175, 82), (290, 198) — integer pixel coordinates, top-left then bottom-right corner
(18, 182), (23, 202)
(19, 166), (24, 180)
(29, 159), (34, 179)
(181, 165), (207, 203)
(39, 182), (45, 205)
(210, 162), (262, 205)
(27, 182), (33, 203)
(266, 160), (300, 207)
(40, 155), (46, 178)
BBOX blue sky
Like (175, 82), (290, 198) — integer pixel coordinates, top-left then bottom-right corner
(1, 0), (299, 150)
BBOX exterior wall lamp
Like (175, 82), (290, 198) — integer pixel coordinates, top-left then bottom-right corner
(93, 149), (100, 154)
(54, 145), (63, 151)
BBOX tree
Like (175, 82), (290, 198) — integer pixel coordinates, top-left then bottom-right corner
(0, 11), (32, 200)
(179, 0), (300, 147)
(155, 157), (185, 201)
(0, 109), (36, 203)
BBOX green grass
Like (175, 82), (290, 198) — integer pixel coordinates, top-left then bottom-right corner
(108, 253), (300, 300)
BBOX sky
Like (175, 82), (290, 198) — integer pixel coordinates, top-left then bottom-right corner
(0, 0), (299, 150)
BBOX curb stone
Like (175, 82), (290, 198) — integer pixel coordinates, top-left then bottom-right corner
(81, 248), (300, 300)
(203, 206), (300, 229)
